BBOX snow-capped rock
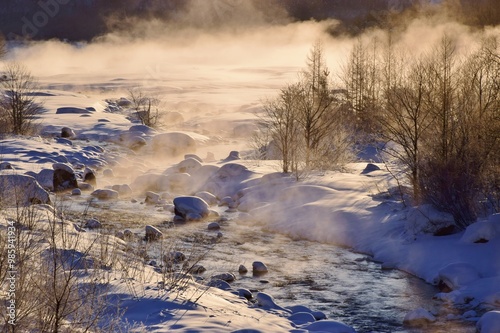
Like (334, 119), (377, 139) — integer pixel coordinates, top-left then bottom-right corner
(0, 173), (51, 206)
(403, 308), (436, 327)
(173, 196), (210, 221)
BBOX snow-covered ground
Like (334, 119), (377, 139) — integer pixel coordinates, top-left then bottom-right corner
(1, 21), (500, 332)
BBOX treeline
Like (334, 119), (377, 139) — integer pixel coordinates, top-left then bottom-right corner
(262, 34), (500, 228)
(2, 0), (500, 41)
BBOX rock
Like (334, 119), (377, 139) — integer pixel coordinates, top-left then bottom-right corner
(0, 174), (51, 206)
(477, 311), (500, 333)
(72, 188), (82, 196)
(33, 169), (55, 191)
(164, 251), (186, 263)
(288, 312), (316, 325)
(177, 157), (203, 174)
(238, 265), (248, 274)
(161, 173), (193, 193)
(406, 204), (456, 236)
(361, 163), (381, 174)
(0, 162), (14, 170)
(185, 154), (203, 163)
(112, 184), (132, 196)
(145, 191), (161, 205)
(53, 166), (78, 192)
(127, 136), (147, 151)
(195, 191), (218, 206)
(208, 222), (221, 230)
(61, 127), (76, 139)
(56, 107), (92, 114)
(207, 279), (232, 291)
(129, 124), (155, 135)
(123, 230), (133, 239)
(91, 189), (119, 200)
(173, 196), (210, 221)
(211, 273), (236, 282)
(84, 218), (102, 229)
(78, 183), (94, 191)
(83, 168), (97, 186)
(205, 152), (216, 162)
(219, 196), (235, 207)
(237, 288), (253, 300)
(117, 97), (132, 107)
(461, 220), (499, 244)
(163, 204), (175, 213)
(223, 150), (240, 162)
(145, 225), (163, 241)
(254, 292), (289, 312)
(151, 132), (197, 157)
(103, 169), (114, 178)
(403, 308), (436, 327)
(190, 264), (206, 274)
(435, 263), (480, 291)
(252, 261), (268, 275)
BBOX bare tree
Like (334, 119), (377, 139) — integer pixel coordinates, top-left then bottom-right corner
(261, 83), (302, 173)
(379, 56), (435, 202)
(341, 38), (382, 135)
(0, 63), (43, 135)
(128, 88), (162, 128)
(298, 41), (343, 168)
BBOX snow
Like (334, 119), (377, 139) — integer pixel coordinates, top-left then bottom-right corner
(1, 25), (499, 332)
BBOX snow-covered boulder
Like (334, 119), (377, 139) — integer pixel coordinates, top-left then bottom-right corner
(288, 312), (316, 325)
(176, 157), (203, 174)
(476, 311), (500, 333)
(32, 169), (55, 191)
(145, 191), (161, 205)
(406, 204), (456, 236)
(0, 174), (51, 206)
(211, 273), (236, 283)
(83, 167), (97, 185)
(202, 163), (256, 199)
(254, 292), (290, 312)
(112, 184), (132, 196)
(403, 308), (436, 327)
(435, 263), (481, 291)
(161, 173), (193, 193)
(173, 196), (210, 221)
(461, 220), (499, 243)
(208, 222), (220, 230)
(195, 191), (218, 206)
(303, 320), (356, 333)
(126, 136), (147, 151)
(151, 132), (197, 157)
(91, 189), (119, 200)
(61, 127), (76, 139)
(145, 225), (163, 241)
(84, 218), (102, 229)
(361, 163), (381, 174)
(252, 261), (268, 274)
(223, 150), (241, 162)
(129, 124), (155, 135)
(53, 163), (78, 192)
(131, 173), (165, 192)
(0, 162), (14, 170)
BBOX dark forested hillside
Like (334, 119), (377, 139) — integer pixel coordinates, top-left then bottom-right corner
(0, 0), (499, 41)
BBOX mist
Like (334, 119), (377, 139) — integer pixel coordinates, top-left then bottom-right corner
(2, 0), (500, 112)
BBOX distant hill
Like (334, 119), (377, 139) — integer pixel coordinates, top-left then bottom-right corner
(0, 0), (498, 41)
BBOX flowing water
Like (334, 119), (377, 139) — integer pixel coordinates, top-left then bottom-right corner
(196, 214), (478, 333)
